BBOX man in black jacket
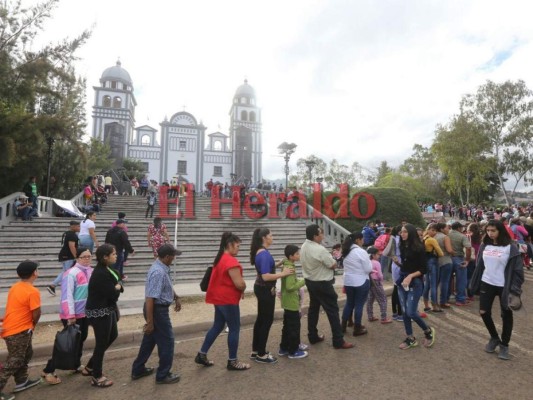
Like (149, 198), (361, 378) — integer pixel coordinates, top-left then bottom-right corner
(105, 219), (134, 281)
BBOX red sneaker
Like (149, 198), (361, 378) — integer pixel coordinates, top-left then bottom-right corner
(419, 312), (428, 318)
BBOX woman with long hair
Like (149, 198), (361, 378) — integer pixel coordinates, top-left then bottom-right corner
(396, 224), (435, 350)
(84, 244), (122, 387)
(341, 232), (372, 336)
(422, 223), (444, 312)
(147, 217), (170, 258)
(41, 247), (94, 384)
(434, 222), (454, 308)
(469, 219), (524, 360)
(79, 212), (99, 252)
(195, 232), (250, 370)
(250, 228), (291, 364)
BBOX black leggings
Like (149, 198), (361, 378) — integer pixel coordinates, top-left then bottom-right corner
(252, 285), (275, 356)
(479, 282), (513, 346)
(391, 285), (402, 315)
(87, 313), (118, 378)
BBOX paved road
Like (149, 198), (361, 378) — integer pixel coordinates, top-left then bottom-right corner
(4, 271), (533, 400)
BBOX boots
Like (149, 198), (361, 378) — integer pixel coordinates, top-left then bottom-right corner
(341, 319), (347, 333)
(353, 324), (368, 336)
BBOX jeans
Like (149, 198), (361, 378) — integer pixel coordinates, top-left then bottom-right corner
(79, 235), (94, 253)
(439, 263), (453, 304)
(380, 256), (391, 280)
(305, 279), (344, 347)
(200, 304), (240, 360)
(391, 285), (402, 315)
(397, 277), (429, 336)
(479, 282), (513, 346)
(280, 310), (301, 354)
(252, 285), (275, 356)
(52, 260), (76, 287)
(132, 304), (175, 380)
(113, 251), (125, 277)
(146, 204), (155, 218)
(342, 280), (370, 326)
(43, 318), (89, 373)
(423, 257), (439, 304)
(87, 312), (118, 379)
(452, 256), (468, 303)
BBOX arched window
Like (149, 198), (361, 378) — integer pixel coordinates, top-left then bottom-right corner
(111, 81), (117, 89)
(249, 111), (256, 122)
(213, 140), (222, 151)
(241, 110), (248, 121)
(113, 96), (122, 108)
(103, 95), (111, 107)
(141, 135), (151, 146)
(240, 97), (247, 104)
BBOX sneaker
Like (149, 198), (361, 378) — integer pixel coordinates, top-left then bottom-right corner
(394, 315), (404, 322)
(288, 350), (308, 359)
(419, 312), (428, 318)
(155, 372), (181, 384)
(47, 285), (56, 296)
(249, 352), (258, 360)
(277, 348), (289, 357)
(498, 345), (510, 360)
(254, 354), (278, 364)
(0, 393), (15, 400)
(399, 337), (418, 350)
(13, 378), (41, 393)
(298, 343), (309, 351)
(485, 337), (500, 353)
(380, 317), (393, 324)
(423, 327), (436, 348)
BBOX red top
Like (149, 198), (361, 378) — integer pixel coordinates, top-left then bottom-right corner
(205, 252), (242, 305)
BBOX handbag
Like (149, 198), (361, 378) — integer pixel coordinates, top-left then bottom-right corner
(199, 266), (213, 292)
(52, 324), (81, 370)
(508, 293), (522, 311)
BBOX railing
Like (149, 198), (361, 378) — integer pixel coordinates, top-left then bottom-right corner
(0, 193), (56, 228)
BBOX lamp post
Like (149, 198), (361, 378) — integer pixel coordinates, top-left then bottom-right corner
(230, 173), (237, 185)
(45, 135), (55, 197)
(316, 177), (324, 192)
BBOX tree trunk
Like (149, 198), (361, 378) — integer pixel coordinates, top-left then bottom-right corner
(497, 174), (511, 206)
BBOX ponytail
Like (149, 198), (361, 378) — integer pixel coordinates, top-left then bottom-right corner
(341, 232), (363, 257)
(250, 228), (270, 265)
(213, 232), (241, 266)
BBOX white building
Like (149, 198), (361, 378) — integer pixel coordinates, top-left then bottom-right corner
(92, 61), (262, 189)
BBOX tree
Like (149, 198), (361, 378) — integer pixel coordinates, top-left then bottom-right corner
(431, 114), (493, 204)
(375, 172), (428, 203)
(0, 0), (91, 197)
(293, 155), (327, 188)
(461, 80), (533, 205)
(374, 160), (393, 185)
(122, 158), (147, 179)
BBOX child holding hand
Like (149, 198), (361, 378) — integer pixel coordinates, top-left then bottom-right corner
(366, 247), (392, 324)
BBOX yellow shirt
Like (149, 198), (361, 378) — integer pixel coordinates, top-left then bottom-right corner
(300, 239), (336, 281)
(424, 236), (444, 257)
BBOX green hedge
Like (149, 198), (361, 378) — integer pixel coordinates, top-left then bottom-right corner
(308, 187), (426, 233)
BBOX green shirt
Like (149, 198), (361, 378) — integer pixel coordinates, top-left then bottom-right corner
(280, 260), (306, 311)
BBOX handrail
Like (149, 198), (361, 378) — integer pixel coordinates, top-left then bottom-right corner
(0, 192), (56, 228)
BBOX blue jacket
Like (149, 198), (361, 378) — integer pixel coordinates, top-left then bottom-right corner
(362, 226), (377, 246)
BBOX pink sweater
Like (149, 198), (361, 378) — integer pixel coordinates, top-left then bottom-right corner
(370, 259), (383, 281)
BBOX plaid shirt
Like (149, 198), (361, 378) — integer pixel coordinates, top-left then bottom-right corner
(145, 259), (174, 305)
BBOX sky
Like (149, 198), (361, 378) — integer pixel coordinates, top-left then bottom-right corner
(26, 0), (533, 183)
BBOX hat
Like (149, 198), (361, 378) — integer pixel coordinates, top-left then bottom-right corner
(157, 244), (182, 258)
(118, 212), (126, 219)
(70, 220), (81, 226)
(18, 195), (28, 199)
(367, 246), (379, 255)
(17, 260), (39, 278)
(116, 219), (127, 225)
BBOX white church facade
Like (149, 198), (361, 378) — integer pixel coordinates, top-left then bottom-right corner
(91, 61), (262, 189)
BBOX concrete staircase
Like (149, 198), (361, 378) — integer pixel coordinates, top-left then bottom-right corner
(0, 195), (309, 290)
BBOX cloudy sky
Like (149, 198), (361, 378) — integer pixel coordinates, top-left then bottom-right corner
(30, 0), (533, 182)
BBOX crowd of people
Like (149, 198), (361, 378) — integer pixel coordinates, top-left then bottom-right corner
(0, 204), (527, 398)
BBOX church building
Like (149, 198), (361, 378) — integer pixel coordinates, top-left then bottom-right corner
(91, 61), (262, 189)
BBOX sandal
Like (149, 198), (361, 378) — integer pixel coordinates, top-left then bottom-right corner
(41, 372), (61, 385)
(226, 360), (250, 371)
(195, 352), (214, 367)
(81, 367), (93, 376)
(91, 376), (113, 388)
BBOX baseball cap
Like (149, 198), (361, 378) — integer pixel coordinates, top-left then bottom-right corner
(17, 260), (39, 278)
(157, 244), (182, 258)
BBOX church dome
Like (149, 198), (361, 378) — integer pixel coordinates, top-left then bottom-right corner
(100, 60), (133, 86)
(234, 79), (255, 98)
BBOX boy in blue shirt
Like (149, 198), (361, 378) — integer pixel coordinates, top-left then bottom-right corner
(278, 245), (308, 359)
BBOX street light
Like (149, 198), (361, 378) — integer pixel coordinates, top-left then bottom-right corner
(278, 142), (297, 190)
(46, 135), (55, 197)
